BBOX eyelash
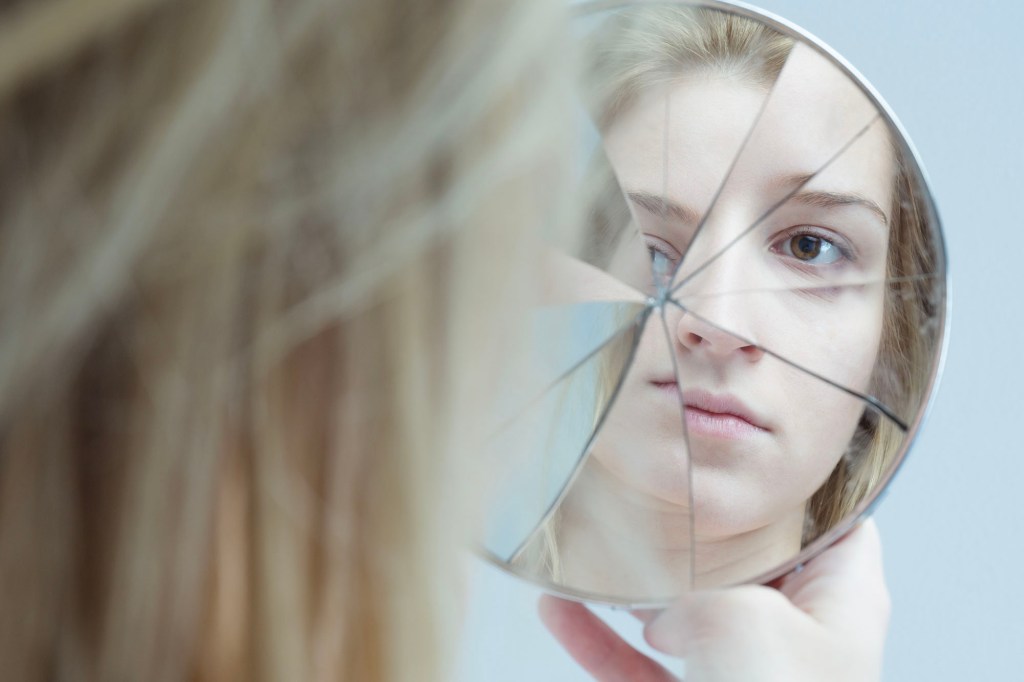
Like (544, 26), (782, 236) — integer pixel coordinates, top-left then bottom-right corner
(643, 235), (681, 263)
(643, 235), (682, 286)
(647, 243), (678, 266)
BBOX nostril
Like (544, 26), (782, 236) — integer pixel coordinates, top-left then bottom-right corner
(740, 343), (764, 361)
(684, 332), (704, 347)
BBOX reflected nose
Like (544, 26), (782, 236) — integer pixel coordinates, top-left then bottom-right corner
(672, 218), (764, 362)
(675, 308), (764, 362)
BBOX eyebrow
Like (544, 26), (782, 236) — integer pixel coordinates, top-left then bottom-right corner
(776, 173), (889, 228)
(791, 189), (889, 227)
(629, 183), (889, 231)
(626, 191), (702, 225)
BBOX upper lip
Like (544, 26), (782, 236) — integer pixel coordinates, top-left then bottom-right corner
(650, 379), (770, 431)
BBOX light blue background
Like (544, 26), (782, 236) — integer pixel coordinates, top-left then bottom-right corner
(458, 1), (1024, 679)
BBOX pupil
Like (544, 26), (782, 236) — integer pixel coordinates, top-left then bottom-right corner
(793, 235), (821, 260)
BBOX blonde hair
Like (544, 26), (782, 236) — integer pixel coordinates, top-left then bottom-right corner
(583, 5), (939, 544)
(0, 0), (572, 680)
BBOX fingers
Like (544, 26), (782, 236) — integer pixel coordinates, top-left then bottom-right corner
(538, 595), (677, 682)
(541, 523), (889, 681)
(643, 586), (792, 657)
(642, 519), (890, 677)
(780, 519), (890, 634)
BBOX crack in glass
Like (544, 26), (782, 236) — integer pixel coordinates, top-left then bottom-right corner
(673, 273), (941, 304)
(487, 304), (649, 439)
(670, 48), (787, 278)
(666, 298), (909, 431)
(657, 305), (698, 592)
(483, 305), (650, 566)
(670, 114), (884, 296)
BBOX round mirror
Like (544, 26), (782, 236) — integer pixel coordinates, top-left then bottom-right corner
(477, 0), (947, 606)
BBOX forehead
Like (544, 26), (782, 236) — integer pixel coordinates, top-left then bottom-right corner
(602, 42), (895, 220)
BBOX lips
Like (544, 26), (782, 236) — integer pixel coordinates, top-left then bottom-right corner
(649, 379), (770, 437)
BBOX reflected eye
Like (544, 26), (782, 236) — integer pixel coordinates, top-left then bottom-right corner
(643, 235), (681, 288)
(776, 230), (847, 266)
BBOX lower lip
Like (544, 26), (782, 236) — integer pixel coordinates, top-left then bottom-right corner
(651, 382), (768, 439)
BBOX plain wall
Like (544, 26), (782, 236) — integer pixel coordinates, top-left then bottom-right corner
(458, 1), (1024, 679)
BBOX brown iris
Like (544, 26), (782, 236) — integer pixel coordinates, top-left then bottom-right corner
(790, 234), (822, 261)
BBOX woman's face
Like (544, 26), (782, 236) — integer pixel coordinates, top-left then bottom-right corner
(590, 46), (894, 541)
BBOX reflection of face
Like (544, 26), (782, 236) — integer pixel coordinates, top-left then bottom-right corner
(592, 47), (894, 543)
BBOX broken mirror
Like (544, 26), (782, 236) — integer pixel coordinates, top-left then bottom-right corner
(477, 0), (947, 605)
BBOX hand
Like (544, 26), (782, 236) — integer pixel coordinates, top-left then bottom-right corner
(538, 519), (890, 682)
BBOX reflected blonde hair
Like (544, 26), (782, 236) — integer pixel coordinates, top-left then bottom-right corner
(0, 1), (571, 681)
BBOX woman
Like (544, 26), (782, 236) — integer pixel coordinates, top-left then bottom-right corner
(0, 0), (893, 680)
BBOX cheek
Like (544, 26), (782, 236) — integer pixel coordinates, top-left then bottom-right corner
(829, 290), (886, 393)
(743, 291), (885, 517)
(590, 322), (693, 505)
(777, 294), (883, 448)
(778, 372), (867, 467)
(758, 287), (885, 394)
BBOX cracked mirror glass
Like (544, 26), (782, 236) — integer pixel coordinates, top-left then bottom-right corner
(477, 1), (946, 605)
